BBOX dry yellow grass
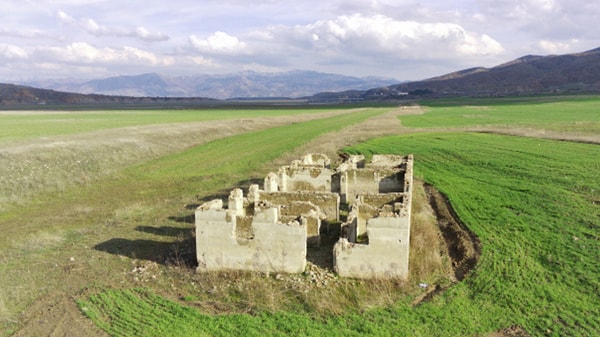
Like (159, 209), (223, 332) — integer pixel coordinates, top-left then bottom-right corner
(13, 231), (66, 255)
(0, 109), (353, 210)
(408, 180), (454, 284)
(0, 291), (15, 326)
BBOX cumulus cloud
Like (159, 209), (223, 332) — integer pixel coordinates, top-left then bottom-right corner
(480, 0), (561, 21)
(176, 12), (506, 78)
(264, 14), (503, 60)
(57, 10), (76, 24)
(536, 39), (581, 54)
(189, 31), (248, 54)
(57, 10), (169, 42)
(476, 0), (599, 56)
(40, 42), (170, 65)
(0, 44), (28, 59)
(0, 27), (55, 40)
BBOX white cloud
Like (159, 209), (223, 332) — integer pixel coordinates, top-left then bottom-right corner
(57, 10), (76, 24)
(266, 14), (504, 59)
(82, 18), (107, 35)
(56, 10), (169, 42)
(188, 56), (217, 67)
(189, 31), (248, 54)
(0, 44), (28, 59)
(481, 0), (561, 21)
(41, 42), (169, 65)
(530, 0), (560, 12)
(134, 27), (169, 42)
(0, 27), (56, 40)
(536, 39), (580, 54)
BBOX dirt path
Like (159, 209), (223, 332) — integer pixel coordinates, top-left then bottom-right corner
(11, 293), (107, 337)
(269, 105), (421, 168)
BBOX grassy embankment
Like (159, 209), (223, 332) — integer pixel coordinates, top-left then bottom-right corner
(0, 108), (331, 143)
(0, 107), (391, 335)
(0, 107), (354, 209)
(77, 97), (599, 336)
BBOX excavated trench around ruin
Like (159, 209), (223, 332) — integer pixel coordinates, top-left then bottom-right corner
(425, 183), (482, 281)
(412, 183), (482, 305)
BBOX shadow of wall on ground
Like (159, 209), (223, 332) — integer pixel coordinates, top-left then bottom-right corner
(94, 178), (265, 268)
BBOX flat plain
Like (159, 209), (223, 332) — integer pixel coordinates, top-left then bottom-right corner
(0, 96), (598, 336)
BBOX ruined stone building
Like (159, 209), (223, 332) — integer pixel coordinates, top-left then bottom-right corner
(195, 153), (414, 279)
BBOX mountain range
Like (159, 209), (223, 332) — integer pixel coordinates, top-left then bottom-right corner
(2, 47), (600, 106)
(22, 71), (399, 100)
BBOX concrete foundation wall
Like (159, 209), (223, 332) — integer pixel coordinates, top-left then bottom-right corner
(258, 191), (340, 221)
(369, 154), (405, 168)
(196, 203), (307, 274)
(352, 193), (406, 237)
(279, 166), (334, 192)
(334, 214), (411, 279)
(301, 153), (331, 168)
(340, 169), (404, 203)
(279, 201), (322, 247)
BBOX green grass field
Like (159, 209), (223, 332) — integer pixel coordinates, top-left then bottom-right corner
(404, 96), (600, 134)
(1, 98), (599, 336)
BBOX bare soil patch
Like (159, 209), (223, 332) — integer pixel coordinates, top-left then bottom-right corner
(487, 325), (532, 337)
(11, 292), (108, 337)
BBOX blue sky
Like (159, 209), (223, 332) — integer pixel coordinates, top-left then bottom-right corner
(2, 0), (599, 82)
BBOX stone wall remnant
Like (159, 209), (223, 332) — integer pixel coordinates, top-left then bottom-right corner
(278, 165), (333, 193)
(333, 211), (411, 279)
(195, 189), (307, 274)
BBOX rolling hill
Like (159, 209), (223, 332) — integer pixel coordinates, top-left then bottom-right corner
(0, 83), (216, 106)
(311, 47), (600, 102)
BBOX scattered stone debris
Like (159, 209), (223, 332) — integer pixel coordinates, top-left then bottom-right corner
(129, 259), (161, 283)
